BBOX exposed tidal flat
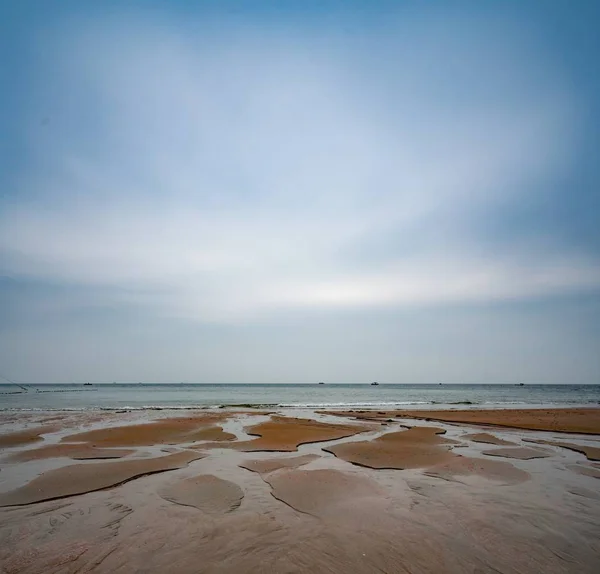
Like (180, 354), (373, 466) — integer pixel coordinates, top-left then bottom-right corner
(0, 407), (599, 573)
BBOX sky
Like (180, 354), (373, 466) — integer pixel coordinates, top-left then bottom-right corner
(0, 1), (599, 384)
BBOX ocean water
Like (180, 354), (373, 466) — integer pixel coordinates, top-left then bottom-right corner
(0, 383), (599, 411)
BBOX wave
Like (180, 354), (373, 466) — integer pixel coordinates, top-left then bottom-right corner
(0, 401), (431, 412)
(277, 401), (432, 408)
(1, 398), (598, 412)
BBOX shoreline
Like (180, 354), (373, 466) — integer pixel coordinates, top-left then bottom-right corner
(1, 401), (599, 413)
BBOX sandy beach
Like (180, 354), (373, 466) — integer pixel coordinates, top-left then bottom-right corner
(1, 407), (599, 573)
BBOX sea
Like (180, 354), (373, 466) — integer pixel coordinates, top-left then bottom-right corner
(0, 383), (599, 412)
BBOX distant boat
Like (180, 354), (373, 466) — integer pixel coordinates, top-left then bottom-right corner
(371, 381), (379, 386)
(517, 382), (525, 386)
(83, 382), (92, 386)
(318, 382), (325, 385)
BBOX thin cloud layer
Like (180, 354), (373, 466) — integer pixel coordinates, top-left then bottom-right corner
(1, 13), (594, 323)
(1, 5), (599, 382)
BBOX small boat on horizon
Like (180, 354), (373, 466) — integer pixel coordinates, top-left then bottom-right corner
(371, 381), (379, 386)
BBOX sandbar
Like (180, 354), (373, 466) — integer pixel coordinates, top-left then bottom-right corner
(567, 464), (600, 480)
(481, 447), (552, 460)
(0, 451), (205, 506)
(0, 426), (59, 448)
(8, 443), (134, 462)
(523, 439), (600, 461)
(424, 456), (530, 484)
(463, 432), (516, 446)
(324, 426), (457, 470)
(159, 474), (243, 513)
(239, 454), (319, 475)
(61, 415), (235, 447)
(324, 408), (600, 434)
(264, 469), (383, 517)
(388, 408), (600, 434)
(227, 416), (363, 452)
(325, 425), (529, 483)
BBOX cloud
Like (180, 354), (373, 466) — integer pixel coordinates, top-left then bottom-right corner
(1, 10), (597, 324)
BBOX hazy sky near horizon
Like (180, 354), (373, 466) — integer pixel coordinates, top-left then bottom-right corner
(1, 1), (599, 384)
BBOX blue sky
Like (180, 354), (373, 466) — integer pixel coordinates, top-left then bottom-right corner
(1, 1), (599, 383)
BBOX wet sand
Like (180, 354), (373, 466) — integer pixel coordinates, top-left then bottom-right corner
(324, 426), (458, 469)
(423, 455), (531, 484)
(325, 425), (531, 484)
(8, 443), (135, 462)
(0, 407), (599, 573)
(567, 464), (600, 480)
(0, 451), (205, 506)
(239, 454), (319, 474)
(480, 446), (552, 460)
(463, 432), (516, 445)
(523, 438), (600, 461)
(61, 415), (236, 447)
(264, 468), (384, 518)
(221, 415), (363, 451)
(159, 474), (244, 513)
(325, 408), (600, 434)
(0, 425), (60, 448)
